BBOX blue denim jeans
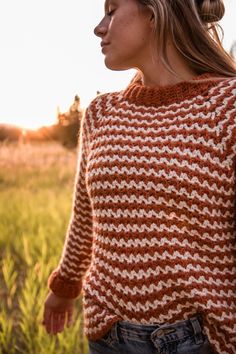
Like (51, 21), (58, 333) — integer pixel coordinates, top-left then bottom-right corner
(89, 315), (215, 354)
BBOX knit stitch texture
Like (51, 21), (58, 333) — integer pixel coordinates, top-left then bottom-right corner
(49, 73), (236, 353)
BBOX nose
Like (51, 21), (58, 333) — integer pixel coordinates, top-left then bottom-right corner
(94, 18), (108, 38)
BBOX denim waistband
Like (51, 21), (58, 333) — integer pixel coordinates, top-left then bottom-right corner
(109, 315), (204, 347)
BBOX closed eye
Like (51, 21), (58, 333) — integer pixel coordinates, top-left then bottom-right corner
(107, 9), (115, 16)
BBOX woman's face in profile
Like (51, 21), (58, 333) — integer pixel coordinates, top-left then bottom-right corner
(94, 0), (154, 71)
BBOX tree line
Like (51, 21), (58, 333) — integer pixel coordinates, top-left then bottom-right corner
(0, 95), (83, 149)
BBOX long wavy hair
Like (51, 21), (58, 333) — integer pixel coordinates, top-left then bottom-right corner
(136, 0), (236, 77)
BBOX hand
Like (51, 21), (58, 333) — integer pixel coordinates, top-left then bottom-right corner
(42, 291), (75, 335)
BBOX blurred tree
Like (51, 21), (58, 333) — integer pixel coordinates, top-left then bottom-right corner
(0, 124), (21, 142)
(0, 96), (83, 147)
(57, 95), (83, 148)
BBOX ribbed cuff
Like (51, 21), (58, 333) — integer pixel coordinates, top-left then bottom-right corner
(48, 269), (82, 299)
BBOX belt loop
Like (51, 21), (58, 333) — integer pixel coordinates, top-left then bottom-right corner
(189, 316), (203, 345)
(111, 321), (119, 341)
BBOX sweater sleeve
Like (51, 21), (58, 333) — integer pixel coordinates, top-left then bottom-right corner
(48, 104), (94, 299)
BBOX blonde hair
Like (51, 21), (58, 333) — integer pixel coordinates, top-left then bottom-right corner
(137, 0), (236, 77)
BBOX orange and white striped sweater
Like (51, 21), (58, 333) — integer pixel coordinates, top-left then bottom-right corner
(49, 73), (236, 353)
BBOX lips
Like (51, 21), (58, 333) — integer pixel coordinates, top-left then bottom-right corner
(101, 41), (110, 53)
(101, 41), (110, 48)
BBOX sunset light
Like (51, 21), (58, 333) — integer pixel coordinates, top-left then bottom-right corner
(0, 0), (235, 130)
(1, 2), (236, 353)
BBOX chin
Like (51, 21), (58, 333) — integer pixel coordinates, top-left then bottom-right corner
(104, 57), (130, 71)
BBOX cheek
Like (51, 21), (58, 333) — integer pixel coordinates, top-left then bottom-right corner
(111, 10), (138, 31)
(111, 17), (130, 33)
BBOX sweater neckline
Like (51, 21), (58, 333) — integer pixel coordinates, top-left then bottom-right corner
(122, 72), (224, 107)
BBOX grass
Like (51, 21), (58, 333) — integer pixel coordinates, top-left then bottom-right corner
(0, 142), (89, 354)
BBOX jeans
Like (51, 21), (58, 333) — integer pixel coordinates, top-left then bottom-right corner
(88, 315), (215, 354)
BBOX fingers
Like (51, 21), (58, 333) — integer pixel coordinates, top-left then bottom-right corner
(57, 313), (66, 333)
(51, 312), (63, 335)
(42, 307), (53, 334)
(42, 308), (73, 335)
(66, 308), (74, 328)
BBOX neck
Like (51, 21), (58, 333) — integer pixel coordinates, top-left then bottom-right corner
(139, 42), (198, 87)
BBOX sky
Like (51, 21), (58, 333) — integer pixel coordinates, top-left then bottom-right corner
(0, 0), (235, 130)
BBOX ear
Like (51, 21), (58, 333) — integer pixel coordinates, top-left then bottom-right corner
(149, 12), (155, 28)
(148, 9), (155, 24)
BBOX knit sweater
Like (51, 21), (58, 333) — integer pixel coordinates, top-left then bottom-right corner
(49, 73), (236, 354)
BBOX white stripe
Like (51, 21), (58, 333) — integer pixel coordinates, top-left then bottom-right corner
(93, 132), (224, 152)
(89, 154), (233, 183)
(60, 261), (89, 277)
(63, 242), (92, 258)
(62, 256), (91, 269)
(89, 165), (233, 192)
(87, 267), (235, 296)
(90, 180), (234, 210)
(90, 180), (234, 214)
(105, 107), (214, 125)
(94, 246), (235, 266)
(69, 223), (93, 235)
(93, 221), (235, 240)
(89, 143), (231, 169)
(93, 208), (233, 230)
(60, 234), (92, 259)
(73, 212), (92, 224)
(84, 281), (235, 316)
(85, 314), (118, 335)
(92, 193), (234, 209)
(90, 259), (235, 280)
(66, 230), (92, 243)
(64, 250), (91, 261)
(95, 234), (235, 253)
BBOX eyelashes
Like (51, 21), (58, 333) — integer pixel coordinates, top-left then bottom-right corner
(107, 9), (115, 17)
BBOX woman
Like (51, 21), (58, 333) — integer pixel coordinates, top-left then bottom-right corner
(42, 0), (236, 353)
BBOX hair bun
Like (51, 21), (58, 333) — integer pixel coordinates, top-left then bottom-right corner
(197, 0), (225, 23)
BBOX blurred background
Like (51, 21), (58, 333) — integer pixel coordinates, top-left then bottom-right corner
(0, 1), (235, 353)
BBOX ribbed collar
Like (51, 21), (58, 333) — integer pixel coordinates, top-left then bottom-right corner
(122, 73), (223, 107)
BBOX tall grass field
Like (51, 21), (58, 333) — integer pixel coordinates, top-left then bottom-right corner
(0, 142), (89, 354)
